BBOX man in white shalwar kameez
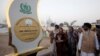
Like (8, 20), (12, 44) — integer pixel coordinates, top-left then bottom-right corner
(50, 25), (60, 56)
(77, 23), (99, 56)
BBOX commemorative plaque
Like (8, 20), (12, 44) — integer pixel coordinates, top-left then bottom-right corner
(6, 0), (43, 55)
(14, 17), (40, 42)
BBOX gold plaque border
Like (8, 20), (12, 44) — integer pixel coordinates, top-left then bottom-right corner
(14, 17), (40, 42)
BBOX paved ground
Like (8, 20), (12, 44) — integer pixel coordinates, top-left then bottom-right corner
(0, 33), (14, 56)
(37, 37), (51, 56)
(0, 33), (99, 56)
(0, 32), (51, 56)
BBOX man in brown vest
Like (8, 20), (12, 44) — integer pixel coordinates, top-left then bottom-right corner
(77, 23), (99, 56)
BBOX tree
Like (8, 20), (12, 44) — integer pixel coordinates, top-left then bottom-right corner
(50, 23), (55, 27)
(46, 18), (53, 27)
(64, 20), (77, 27)
(59, 23), (64, 27)
(70, 20), (77, 26)
(64, 22), (69, 27)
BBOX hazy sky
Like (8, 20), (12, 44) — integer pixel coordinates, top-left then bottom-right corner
(0, 0), (100, 26)
(38, 0), (100, 26)
(0, 0), (9, 23)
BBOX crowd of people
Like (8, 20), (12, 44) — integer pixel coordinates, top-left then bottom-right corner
(48, 23), (100, 56)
